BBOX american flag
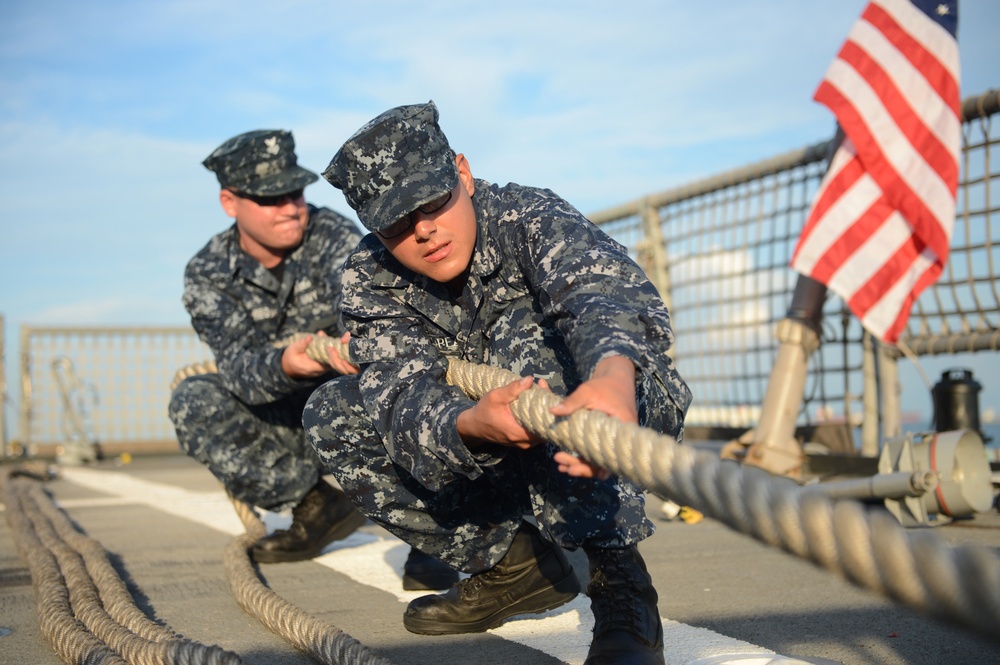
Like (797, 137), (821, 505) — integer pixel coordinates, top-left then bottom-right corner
(790, 0), (960, 344)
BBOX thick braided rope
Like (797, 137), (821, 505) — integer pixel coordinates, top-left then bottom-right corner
(175, 337), (1000, 640)
(308, 338), (1000, 638)
(1, 467), (243, 665)
(438, 356), (1000, 640)
(224, 498), (394, 665)
(172, 344), (393, 664)
(170, 360), (219, 390)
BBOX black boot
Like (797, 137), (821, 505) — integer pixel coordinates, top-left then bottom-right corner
(252, 481), (367, 563)
(403, 521), (580, 634)
(584, 545), (664, 665)
(403, 547), (459, 591)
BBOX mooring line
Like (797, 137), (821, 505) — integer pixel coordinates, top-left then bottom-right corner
(1, 466), (243, 665)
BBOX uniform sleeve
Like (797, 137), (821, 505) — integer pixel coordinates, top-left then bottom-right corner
(184, 209), (365, 404)
(341, 246), (494, 491)
(182, 265), (309, 404)
(510, 192), (676, 381)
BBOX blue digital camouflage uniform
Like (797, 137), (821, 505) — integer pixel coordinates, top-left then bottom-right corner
(170, 204), (363, 510)
(304, 179), (692, 573)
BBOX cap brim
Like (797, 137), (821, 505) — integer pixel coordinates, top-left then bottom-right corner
(237, 166), (320, 196)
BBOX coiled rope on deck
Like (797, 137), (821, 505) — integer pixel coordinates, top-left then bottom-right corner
(1, 465), (243, 665)
(223, 497), (393, 665)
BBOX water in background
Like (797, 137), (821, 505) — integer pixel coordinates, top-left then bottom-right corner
(977, 423), (1000, 459)
(981, 422), (1000, 450)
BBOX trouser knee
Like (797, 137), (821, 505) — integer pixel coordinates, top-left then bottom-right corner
(169, 373), (320, 510)
(169, 374), (227, 457)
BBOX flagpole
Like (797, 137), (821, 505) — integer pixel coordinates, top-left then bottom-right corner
(729, 0), (966, 478)
(735, 131), (843, 478)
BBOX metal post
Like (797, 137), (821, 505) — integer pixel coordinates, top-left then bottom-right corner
(743, 276), (825, 477)
(19, 325), (33, 457)
(640, 201), (672, 311)
(879, 345), (902, 444)
(861, 331), (880, 456)
(0, 314), (6, 458)
(740, 129), (845, 478)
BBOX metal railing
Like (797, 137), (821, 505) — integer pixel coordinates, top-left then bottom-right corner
(590, 88), (1000, 452)
(899, 92), (1000, 354)
(1, 315), (7, 457)
(14, 325), (210, 457)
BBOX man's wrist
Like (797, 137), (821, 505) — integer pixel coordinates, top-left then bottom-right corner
(456, 406), (485, 448)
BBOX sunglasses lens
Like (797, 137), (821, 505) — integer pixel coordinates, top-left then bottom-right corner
(377, 190), (453, 239)
(379, 216), (412, 239)
(241, 189), (304, 206)
(420, 191), (452, 215)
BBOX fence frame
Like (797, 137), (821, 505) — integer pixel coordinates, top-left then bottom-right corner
(589, 89), (1000, 459)
(15, 324), (209, 458)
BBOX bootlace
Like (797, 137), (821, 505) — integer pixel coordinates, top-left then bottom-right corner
(588, 550), (647, 634)
(458, 565), (506, 597)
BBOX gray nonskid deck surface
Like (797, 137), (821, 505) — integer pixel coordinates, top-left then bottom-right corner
(2, 454), (999, 665)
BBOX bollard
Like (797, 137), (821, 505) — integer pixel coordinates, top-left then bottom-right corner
(932, 368), (983, 437)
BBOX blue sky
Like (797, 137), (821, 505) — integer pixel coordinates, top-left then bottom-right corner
(2, 0), (999, 428)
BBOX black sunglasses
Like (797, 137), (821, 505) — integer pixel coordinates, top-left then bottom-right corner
(377, 190), (453, 239)
(234, 188), (305, 207)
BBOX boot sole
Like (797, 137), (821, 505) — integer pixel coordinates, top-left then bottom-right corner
(402, 569), (581, 635)
(252, 509), (368, 564)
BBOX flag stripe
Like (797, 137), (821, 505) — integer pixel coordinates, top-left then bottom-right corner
(839, 26), (959, 185)
(790, 0), (959, 344)
(864, 1), (960, 107)
(860, 248), (940, 341)
(814, 195), (902, 288)
(791, 145), (870, 267)
(847, 221), (923, 313)
(817, 66), (954, 256)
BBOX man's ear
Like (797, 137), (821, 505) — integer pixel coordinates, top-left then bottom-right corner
(219, 189), (238, 218)
(455, 153), (475, 197)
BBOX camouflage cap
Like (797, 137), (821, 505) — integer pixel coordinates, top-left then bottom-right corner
(323, 101), (458, 233)
(203, 129), (319, 196)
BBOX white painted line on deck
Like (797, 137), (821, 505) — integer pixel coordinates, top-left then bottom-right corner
(60, 467), (779, 665)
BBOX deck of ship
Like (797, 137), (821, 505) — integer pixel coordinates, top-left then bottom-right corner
(2, 453), (999, 665)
